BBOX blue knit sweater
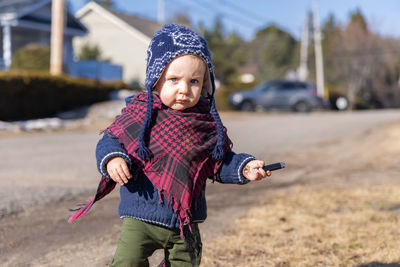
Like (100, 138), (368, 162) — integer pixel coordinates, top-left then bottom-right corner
(96, 133), (255, 229)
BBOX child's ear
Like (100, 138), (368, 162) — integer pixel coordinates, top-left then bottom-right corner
(201, 86), (207, 97)
(202, 71), (212, 97)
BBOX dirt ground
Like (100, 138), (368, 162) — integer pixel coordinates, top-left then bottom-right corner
(1, 117), (400, 266)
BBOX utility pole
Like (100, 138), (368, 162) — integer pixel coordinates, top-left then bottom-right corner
(2, 23), (12, 70)
(158, 0), (165, 24)
(298, 15), (310, 81)
(50, 0), (64, 75)
(313, 0), (325, 97)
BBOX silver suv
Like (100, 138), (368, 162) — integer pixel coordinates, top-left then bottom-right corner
(229, 80), (327, 112)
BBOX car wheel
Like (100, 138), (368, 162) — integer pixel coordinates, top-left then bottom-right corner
(329, 93), (348, 111)
(240, 101), (255, 112)
(293, 101), (311, 112)
(335, 96), (348, 111)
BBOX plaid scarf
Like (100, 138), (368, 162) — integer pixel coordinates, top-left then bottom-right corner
(69, 93), (231, 231)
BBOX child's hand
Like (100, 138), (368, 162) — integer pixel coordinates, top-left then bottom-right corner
(106, 156), (132, 185)
(242, 160), (271, 181)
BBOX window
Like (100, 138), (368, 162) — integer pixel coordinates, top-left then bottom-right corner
(281, 82), (297, 91)
(296, 82), (308, 89)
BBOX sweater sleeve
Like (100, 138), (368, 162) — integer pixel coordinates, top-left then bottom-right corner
(95, 133), (131, 178)
(216, 150), (255, 185)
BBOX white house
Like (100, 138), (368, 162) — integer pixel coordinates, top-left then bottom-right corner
(74, 2), (162, 85)
(0, 0), (87, 71)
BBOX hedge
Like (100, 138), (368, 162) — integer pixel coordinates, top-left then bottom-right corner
(0, 70), (128, 121)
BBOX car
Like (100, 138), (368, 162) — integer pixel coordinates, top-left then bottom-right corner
(229, 80), (328, 112)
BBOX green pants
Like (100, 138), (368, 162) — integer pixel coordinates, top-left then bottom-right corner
(110, 218), (202, 267)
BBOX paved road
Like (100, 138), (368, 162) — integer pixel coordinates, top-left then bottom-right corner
(1, 109), (399, 217)
(223, 110), (400, 158)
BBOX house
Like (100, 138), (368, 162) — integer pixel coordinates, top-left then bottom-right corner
(0, 0), (87, 71)
(74, 1), (162, 85)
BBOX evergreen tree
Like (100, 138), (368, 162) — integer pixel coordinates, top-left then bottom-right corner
(321, 13), (341, 87)
(249, 25), (298, 80)
(349, 9), (368, 33)
(201, 18), (246, 86)
(78, 42), (102, 60)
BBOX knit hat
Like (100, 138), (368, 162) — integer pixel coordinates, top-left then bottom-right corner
(135, 24), (226, 161)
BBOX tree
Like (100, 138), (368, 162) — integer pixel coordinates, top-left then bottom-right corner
(349, 9), (368, 32)
(327, 9), (382, 109)
(78, 42), (102, 60)
(201, 18), (246, 86)
(322, 13), (338, 40)
(366, 37), (400, 108)
(321, 8), (400, 109)
(320, 13), (341, 87)
(249, 25), (298, 80)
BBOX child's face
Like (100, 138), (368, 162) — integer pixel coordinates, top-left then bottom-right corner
(155, 55), (206, 111)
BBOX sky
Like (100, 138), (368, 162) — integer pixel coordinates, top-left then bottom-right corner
(69, 0), (400, 41)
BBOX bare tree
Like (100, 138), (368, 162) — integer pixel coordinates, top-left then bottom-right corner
(327, 10), (383, 109)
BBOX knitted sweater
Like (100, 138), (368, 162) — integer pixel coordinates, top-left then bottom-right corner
(96, 133), (255, 229)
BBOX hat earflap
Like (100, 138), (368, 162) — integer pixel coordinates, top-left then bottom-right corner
(208, 72), (226, 161)
(134, 86), (154, 160)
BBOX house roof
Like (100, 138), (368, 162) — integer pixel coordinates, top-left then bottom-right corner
(106, 8), (162, 38)
(76, 2), (162, 43)
(0, 0), (49, 17)
(0, 0), (87, 36)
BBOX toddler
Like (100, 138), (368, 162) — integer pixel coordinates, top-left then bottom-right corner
(70, 24), (271, 267)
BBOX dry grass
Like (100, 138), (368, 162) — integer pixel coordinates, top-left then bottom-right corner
(202, 123), (400, 267)
(202, 184), (400, 266)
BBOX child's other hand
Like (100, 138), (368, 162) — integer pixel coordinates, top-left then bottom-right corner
(242, 160), (271, 181)
(106, 156), (132, 185)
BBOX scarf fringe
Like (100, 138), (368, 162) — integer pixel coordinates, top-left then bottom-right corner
(68, 176), (116, 223)
(68, 203), (87, 211)
(68, 200), (94, 223)
(158, 190), (164, 204)
(182, 223), (201, 267)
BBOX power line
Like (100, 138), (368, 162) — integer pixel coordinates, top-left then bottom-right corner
(216, 0), (265, 22)
(170, 0), (260, 28)
(200, 0), (261, 26)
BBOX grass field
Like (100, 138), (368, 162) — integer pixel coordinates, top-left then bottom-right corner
(202, 184), (400, 266)
(202, 123), (400, 267)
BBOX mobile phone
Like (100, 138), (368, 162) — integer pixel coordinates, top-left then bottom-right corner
(263, 162), (285, 171)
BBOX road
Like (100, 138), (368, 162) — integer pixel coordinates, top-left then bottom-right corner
(223, 109), (400, 157)
(0, 109), (399, 266)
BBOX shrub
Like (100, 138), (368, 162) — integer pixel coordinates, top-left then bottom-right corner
(0, 70), (128, 121)
(215, 80), (259, 111)
(78, 42), (102, 60)
(11, 44), (51, 71)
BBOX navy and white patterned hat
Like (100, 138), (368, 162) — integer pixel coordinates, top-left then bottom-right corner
(135, 24), (226, 161)
(145, 24), (214, 96)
